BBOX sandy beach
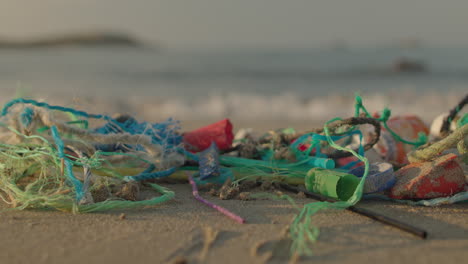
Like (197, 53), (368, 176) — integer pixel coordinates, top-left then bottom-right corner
(1, 184), (467, 264)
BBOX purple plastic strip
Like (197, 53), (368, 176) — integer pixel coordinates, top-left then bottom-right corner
(187, 172), (245, 224)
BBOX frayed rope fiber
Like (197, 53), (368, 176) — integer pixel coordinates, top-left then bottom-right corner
(0, 98), (182, 213)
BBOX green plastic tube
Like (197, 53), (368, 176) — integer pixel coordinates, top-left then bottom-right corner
(305, 168), (361, 201)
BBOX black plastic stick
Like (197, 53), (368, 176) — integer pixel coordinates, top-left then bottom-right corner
(279, 183), (428, 239)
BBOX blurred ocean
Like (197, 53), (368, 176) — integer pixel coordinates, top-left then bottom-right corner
(0, 46), (466, 122)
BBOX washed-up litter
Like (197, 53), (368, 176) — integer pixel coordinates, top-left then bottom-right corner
(183, 118), (233, 152)
(0, 94), (466, 259)
(305, 168), (360, 201)
(373, 115), (429, 166)
(390, 153), (465, 199)
(349, 162), (396, 194)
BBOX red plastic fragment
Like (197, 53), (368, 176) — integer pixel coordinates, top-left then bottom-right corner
(389, 153), (465, 199)
(183, 119), (234, 152)
(297, 143), (309, 152)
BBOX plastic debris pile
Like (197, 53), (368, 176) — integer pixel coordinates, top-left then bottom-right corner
(0, 99), (182, 213)
(0, 94), (466, 257)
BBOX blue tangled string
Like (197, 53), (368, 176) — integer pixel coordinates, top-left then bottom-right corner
(5, 98), (182, 154)
(124, 167), (177, 182)
(2, 98), (114, 121)
(178, 148), (200, 162)
(95, 117), (182, 151)
(50, 126), (85, 201)
(7, 98), (182, 184)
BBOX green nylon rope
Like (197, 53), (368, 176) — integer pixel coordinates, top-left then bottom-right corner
(0, 122), (175, 213)
(288, 117), (370, 256)
(354, 95), (427, 147)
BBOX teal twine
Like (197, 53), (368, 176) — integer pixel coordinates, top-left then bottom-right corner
(458, 113), (468, 128)
(4, 98), (183, 155)
(142, 164), (156, 174)
(448, 106), (460, 123)
(179, 148), (200, 162)
(50, 126), (85, 201)
(289, 117), (370, 256)
(2, 98), (114, 121)
(290, 134), (325, 159)
(380, 108), (427, 147)
(123, 167), (176, 182)
(291, 130), (365, 169)
(354, 95), (427, 147)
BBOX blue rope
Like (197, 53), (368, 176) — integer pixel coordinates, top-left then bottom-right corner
(142, 164), (156, 174)
(178, 148), (200, 162)
(2, 98), (113, 121)
(50, 126), (85, 201)
(124, 167), (176, 182)
(5, 98), (182, 154)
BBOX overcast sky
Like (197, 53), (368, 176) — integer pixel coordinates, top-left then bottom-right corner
(1, 0), (467, 48)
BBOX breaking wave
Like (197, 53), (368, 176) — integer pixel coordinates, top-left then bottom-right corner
(1, 89), (464, 125)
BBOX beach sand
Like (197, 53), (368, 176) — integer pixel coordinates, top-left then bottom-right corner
(1, 185), (467, 264)
(0, 120), (467, 264)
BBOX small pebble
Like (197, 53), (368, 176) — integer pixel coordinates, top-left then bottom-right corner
(219, 181), (239, 200)
(260, 181), (273, 191)
(116, 182), (140, 201)
(208, 188), (218, 197)
(172, 256), (188, 264)
(91, 185), (111, 203)
(119, 213), (126, 220)
(238, 180), (259, 192)
(297, 192), (306, 199)
(238, 192), (251, 201)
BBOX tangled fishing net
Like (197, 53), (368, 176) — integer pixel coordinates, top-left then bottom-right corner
(0, 99), (182, 213)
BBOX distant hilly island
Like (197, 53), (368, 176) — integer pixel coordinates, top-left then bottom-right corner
(0, 32), (146, 49)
